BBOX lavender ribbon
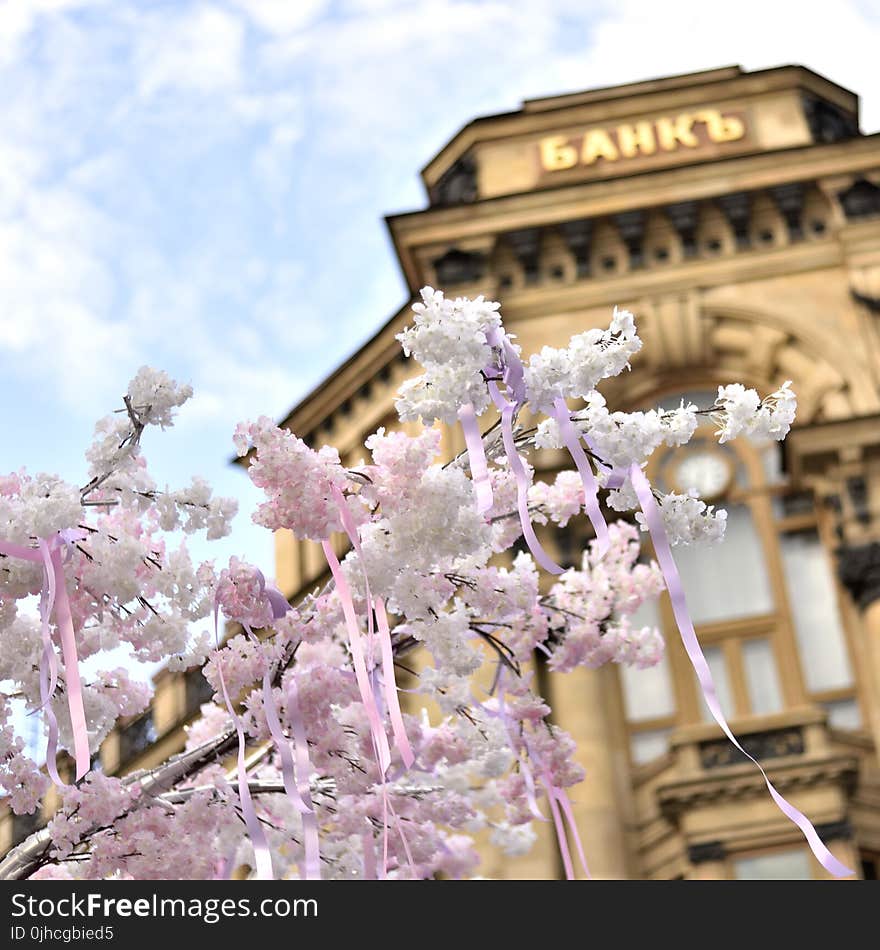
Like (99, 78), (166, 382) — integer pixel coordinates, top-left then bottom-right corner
(629, 463), (853, 878)
(0, 533), (90, 781)
(489, 381), (564, 575)
(286, 674), (322, 880)
(242, 621), (321, 880)
(551, 397), (610, 558)
(212, 602), (274, 881)
(458, 403), (493, 514)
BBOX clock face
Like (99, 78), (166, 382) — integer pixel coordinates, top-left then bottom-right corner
(675, 450), (731, 500)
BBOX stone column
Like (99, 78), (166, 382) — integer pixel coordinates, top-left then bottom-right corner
(548, 665), (632, 879)
(838, 541), (880, 751)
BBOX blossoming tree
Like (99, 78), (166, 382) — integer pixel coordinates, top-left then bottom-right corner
(0, 288), (844, 881)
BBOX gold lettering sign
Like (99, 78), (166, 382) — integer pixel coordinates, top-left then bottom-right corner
(538, 108), (747, 172)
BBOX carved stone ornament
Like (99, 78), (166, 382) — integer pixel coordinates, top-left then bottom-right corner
(838, 541), (880, 609)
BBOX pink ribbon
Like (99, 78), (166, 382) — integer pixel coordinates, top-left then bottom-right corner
(552, 397), (610, 558)
(36, 541), (63, 787)
(286, 674), (322, 880)
(488, 382), (563, 575)
(212, 603), (274, 881)
(487, 670), (589, 876)
(362, 830), (377, 880)
(629, 463), (853, 878)
(328, 483), (413, 771)
(541, 779), (591, 880)
(0, 533), (90, 781)
(241, 622), (321, 880)
(321, 539), (392, 773)
(233, 572), (322, 880)
(492, 675), (546, 823)
(374, 596), (414, 769)
(458, 402), (493, 514)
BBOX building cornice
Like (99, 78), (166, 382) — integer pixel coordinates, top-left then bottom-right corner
(420, 65), (859, 192)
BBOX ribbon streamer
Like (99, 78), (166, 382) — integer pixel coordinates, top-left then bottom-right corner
(552, 397), (610, 558)
(328, 483), (412, 770)
(488, 382), (564, 575)
(36, 541), (63, 787)
(629, 463), (853, 878)
(286, 674), (321, 880)
(548, 781), (592, 880)
(458, 402), (493, 514)
(0, 533), (90, 781)
(374, 596), (415, 769)
(212, 604), (274, 881)
(321, 539), (392, 773)
(237, 573), (322, 879)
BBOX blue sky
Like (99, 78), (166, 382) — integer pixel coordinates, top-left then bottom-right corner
(1, 0), (879, 580)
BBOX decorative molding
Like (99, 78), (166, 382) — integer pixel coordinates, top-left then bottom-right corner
(687, 840), (726, 864)
(770, 183), (806, 241)
(431, 247), (487, 286)
(851, 288), (880, 314)
(838, 178), (880, 220)
(699, 727), (805, 770)
(429, 155), (477, 206)
(802, 95), (860, 145)
(717, 192), (752, 250)
(814, 819), (853, 842)
(838, 540), (880, 609)
(505, 228), (542, 285)
(657, 756), (859, 821)
(666, 201), (700, 258)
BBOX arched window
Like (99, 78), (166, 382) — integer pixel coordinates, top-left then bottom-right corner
(616, 388), (862, 766)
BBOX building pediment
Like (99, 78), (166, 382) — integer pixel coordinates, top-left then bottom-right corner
(422, 65), (860, 206)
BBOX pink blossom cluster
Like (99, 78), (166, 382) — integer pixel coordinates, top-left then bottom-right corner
(214, 557), (275, 629)
(0, 289), (805, 883)
(234, 416), (362, 541)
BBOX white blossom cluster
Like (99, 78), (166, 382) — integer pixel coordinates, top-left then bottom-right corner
(395, 287), (502, 424)
(0, 473), (81, 546)
(347, 464), (491, 614)
(153, 476), (239, 540)
(714, 381), (797, 443)
(523, 306), (642, 412)
(534, 392), (700, 469)
(633, 488), (728, 545)
(0, 368), (235, 809)
(126, 366), (194, 429)
(405, 605), (483, 678)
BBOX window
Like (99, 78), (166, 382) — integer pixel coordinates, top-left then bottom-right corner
(823, 699), (861, 730)
(674, 504), (773, 625)
(741, 639), (784, 715)
(620, 601), (675, 721)
(11, 810), (44, 847)
(185, 668), (215, 716)
(698, 645), (735, 721)
(733, 849), (812, 880)
(619, 386), (863, 753)
(620, 599), (675, 764)
(118, 713), (157, 764)
(781, 530), (853, 693)
(629, 729), (671, 765)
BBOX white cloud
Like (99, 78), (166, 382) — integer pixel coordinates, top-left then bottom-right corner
(230, 0), (329, 35)
(0, 0), (878, 453)
(135, 4), (246, 98)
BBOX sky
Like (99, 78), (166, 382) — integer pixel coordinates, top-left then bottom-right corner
(1, 0), (879, 580)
